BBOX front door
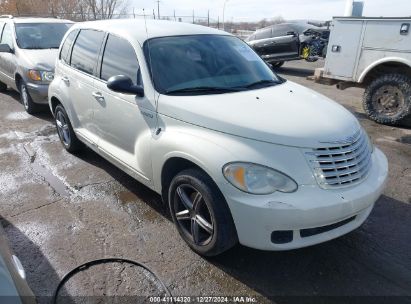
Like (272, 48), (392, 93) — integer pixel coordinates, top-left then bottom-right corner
(93, 34), (157, 184)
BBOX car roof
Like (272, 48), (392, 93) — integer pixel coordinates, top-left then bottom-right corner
(6, 17), (73, 24)
(71, 19), (231, 45)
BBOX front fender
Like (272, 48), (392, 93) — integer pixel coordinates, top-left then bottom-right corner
(151, 120), (237, 193)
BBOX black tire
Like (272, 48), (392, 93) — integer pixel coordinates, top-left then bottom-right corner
(363, 73), (411, 125)
(19, 81), (39, 114)
(168, 168), (238, 256)
(54, 104), (83, 153)
(0, 81), (7, 92)
(271, 61), (284, 68)
(305, 57), (319, 63)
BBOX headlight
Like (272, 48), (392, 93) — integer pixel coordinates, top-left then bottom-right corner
(28, 70), (54, 82)
(223, 162), (298, 194)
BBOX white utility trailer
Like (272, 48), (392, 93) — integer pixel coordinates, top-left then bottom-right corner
(314, 17), (411, 125)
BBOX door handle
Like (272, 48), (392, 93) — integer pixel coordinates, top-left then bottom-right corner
(92, 91), (104, 101)
(61, 76), (70, 84)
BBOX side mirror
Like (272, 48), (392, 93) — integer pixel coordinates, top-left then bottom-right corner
(0, 44), (13, 53)
(107, 75), (144, 97)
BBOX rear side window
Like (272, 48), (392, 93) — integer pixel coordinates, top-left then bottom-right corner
(70, 29), (105, 75)
(101, 34), (139, 84)
(0, 23), (13, 47)
(60, 30), (78, 64)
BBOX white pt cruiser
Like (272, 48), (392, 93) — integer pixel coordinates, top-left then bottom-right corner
(49, 19), (388, 256)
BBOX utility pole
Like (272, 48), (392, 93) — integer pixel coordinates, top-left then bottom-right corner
(223, 0), (229, 31)
(156, 0), (161, 19)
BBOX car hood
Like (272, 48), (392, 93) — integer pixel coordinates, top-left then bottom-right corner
(17, 48), (59, 71)
(157, 81), (361, 148)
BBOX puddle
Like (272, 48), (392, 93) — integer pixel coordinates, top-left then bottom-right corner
(31, 161), (70, 197)
(118, 191), (139, 204)
(397, 135), (411, 144)
(35, 124), (57, 137)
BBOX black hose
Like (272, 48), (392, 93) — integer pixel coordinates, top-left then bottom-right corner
(52, 258), (173, 304)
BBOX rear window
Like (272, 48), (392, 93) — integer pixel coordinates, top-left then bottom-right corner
(15, 23), (72, 49)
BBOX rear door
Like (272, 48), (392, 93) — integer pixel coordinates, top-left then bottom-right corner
(60, 29), (105, 146)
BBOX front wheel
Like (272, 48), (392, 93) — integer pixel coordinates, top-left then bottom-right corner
(168, 169), (238, 256)
(20, 82), (39, 114)
(363, 74), (411, 125)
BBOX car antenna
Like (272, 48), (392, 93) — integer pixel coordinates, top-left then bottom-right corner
(143, 8), (149, 39)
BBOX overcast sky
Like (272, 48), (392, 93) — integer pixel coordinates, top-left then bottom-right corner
(129, 0), (411, 22)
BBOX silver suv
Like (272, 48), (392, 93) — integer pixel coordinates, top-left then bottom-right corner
(0, 16), (73, 113)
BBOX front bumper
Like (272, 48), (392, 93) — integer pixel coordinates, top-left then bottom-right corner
(223, 148), (388, 250)
(26, 82), (49, 104)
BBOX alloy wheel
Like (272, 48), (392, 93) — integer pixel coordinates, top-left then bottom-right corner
(56, 111), (71, 146)
(174, 184), (214, 246)
(21, 85), (29, 110)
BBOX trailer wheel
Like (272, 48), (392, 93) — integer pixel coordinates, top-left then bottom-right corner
(363, 74), (411, 125)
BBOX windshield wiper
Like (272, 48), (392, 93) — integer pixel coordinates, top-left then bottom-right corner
(240, 79), (281, 89)
(165, 86), (243, 95)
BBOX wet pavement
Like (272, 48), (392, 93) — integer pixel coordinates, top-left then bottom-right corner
(0, 60), (410, 304)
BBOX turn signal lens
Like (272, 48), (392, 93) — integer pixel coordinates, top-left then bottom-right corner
(28, 70), (42, 81)
(223, 162), (298, 194)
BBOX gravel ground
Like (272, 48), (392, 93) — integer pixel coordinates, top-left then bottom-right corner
(0, 60), (410, 304)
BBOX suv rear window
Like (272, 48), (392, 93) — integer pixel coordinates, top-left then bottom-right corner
(70, 29), (105, 75)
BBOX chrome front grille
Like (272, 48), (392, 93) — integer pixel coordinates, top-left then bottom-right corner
(305, 130), (373, 189)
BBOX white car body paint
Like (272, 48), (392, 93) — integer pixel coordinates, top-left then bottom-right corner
(49, 19), (388, 251)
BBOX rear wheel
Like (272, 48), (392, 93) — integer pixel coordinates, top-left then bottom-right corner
(363, 74), (411, 125)
(19, 81), (39, 114)
(55, 104), (83, 153)
(168, 168), (238, 256)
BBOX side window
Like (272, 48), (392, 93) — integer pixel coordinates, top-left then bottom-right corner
(0, 23), (14, 47)
(70, 29), (105, 75)
(60, 29), (78, 64)
(272, 25), (288, 37)
(255, 28), (272, 40)
(101, 34), (139, 84)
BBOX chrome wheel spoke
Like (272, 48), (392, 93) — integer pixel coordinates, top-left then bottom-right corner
(195, 214), (213, 235)
(175, 209), (191, 221)
(191, 219), (200, 244)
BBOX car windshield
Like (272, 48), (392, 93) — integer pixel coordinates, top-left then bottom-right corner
(15, 23), (72, 49)
(145, 35), (283, 95)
